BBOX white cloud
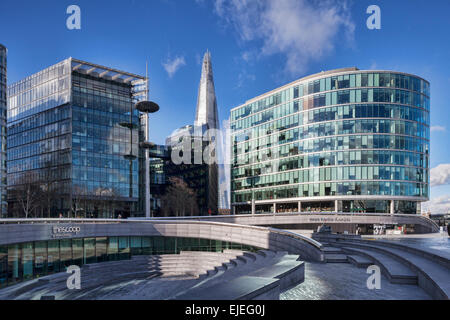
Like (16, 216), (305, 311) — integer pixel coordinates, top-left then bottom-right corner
(211, 0), (355, 75)
(162, 56), (186, 78)
(431, 164), (450, 187)
(241, 51), (252, 63)
(236, 70), (256, 88)
(431, 125), (446, 132)
(422, 195), (450, 214)
(195, 53), (202, 65)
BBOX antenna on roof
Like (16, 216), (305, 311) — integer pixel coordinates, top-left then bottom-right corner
(146, 60), (149, 99)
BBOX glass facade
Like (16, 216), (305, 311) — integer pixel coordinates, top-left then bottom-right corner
(149, 144), (170, 216)
(0, 235), (259, 288)
(0, 45), (7, 217)
(71, 73), (139, 201)
(230, 68), (430, 214)
(7, 58), (147, 218)
(165, 125), (219, 216)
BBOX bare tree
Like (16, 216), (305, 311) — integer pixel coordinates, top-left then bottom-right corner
(10, 172), (42, 218)
(39, 162), (60, 218)
(161, 177), (199, 217)
(92, 186), (117, 218)
(71, 185), (87, 218)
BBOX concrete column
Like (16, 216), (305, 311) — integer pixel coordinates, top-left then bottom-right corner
(232, 205), (236, 215)
(298, 201), (302, 213)
(251, 199), (255, 215)
(335, 200), (339, 213)
(273, 203), (277, 214)
(390, 200), (395, 215)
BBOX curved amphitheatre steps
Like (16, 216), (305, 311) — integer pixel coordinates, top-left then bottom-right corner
(143, 251), (246, 278)
(0, 250), (305, 300)
(321, 238), (450, 300)
(341, 241), (450, 300)
(176, 276), (281, 300)
(324, 254), (349, 263)
(172, 252), (254, 293)
(172, 251), (304, 300)
(366, 240), (450, 270)
(322, 246), (343, 254)
(339, 246), (418, 284)
(247, 258), (305, 291)
(321, 246), (351, 263)
(347, 255), (373, 268)
(259, 250), (276, 258)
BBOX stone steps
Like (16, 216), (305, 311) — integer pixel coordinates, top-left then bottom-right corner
(173, 251), (304, 300)
(347, 255), (373, 268)
(0, 250), (305, 300)
(322, 246), (343, 254)
(140, 251), (246, 278)
(339, 246), (417, 285)
(324, 254), (348, 263)
(341, 241), (450, 300)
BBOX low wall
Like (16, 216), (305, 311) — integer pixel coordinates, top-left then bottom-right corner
(0, 219), (324, 262)
(145, 213), (440, 234)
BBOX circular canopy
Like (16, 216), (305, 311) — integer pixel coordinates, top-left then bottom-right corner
(136, 101), (160, 113)
(123, 154), (137, 161)
(140, 141), (155, 149)
(119, 122), (138, 129)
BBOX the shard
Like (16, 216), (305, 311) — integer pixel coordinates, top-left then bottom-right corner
(164, 50), (220, 215)
(195, 50), (219, 130)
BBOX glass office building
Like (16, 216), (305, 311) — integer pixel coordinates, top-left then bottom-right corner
(7, 58), (148, 218)
(230, 68), (430, 214)
(149, 144), (170, 216)
(0, 45), (7, 217)
(166, 125), (219, 216)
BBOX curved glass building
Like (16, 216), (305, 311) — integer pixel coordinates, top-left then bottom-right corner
(230, 68), (430, 214)
(0, 44), (7, 217)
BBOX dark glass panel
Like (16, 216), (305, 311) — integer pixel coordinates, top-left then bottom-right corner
(107, 237), (118, 261)
(83, 238), (96, 264)
(34, 241), (47, 277)
(60, 239), (72, 269)
(0, 246), (7, 288)
(95, 237), (107, 262)
(130, 236), (142, 255)
(21, 243), (33, 281)
(72, 239), (83, 266)
(118, 237), (130, 260)
(7, 244), (21, 285)
(47, 240), (60, 274)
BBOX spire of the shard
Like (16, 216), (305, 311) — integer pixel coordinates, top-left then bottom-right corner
(194, 50), (219, 130)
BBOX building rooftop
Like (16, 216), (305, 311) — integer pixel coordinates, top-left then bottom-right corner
(231, 66), (428, 111)
(239, 67), (359, 107)
(8, 57), (146, 89)
(71, 58), (146, 84)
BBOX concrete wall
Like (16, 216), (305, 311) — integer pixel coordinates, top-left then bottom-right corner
(146, 213), (440, 234)
(0, 220), (324, 262)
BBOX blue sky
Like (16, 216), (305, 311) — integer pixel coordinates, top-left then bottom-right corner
(1, 0), (450, 212)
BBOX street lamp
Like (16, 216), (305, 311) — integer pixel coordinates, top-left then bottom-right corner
(120, 103), (139, 218)
(136, 100), (160, 218)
